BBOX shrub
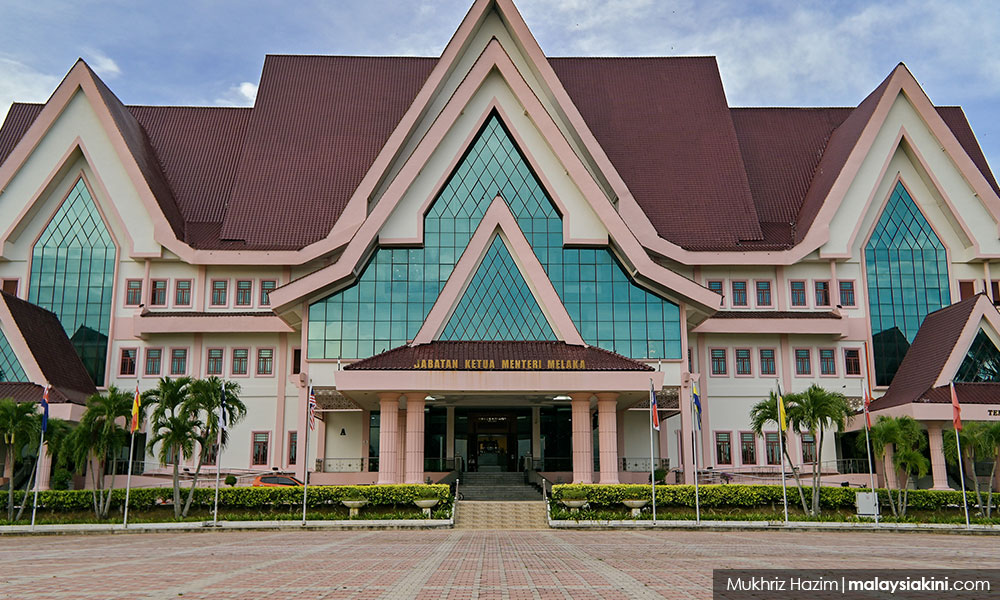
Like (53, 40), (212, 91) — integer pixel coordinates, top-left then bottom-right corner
(224, 475), (237, 487)
(50, 468), (73, 491)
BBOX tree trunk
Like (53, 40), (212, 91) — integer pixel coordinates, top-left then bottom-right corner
(964, 449), (983, 515)
(14, 458), (36, 522)
(172, 452), (181, 519)
(987, 457), (997, 519)
(5, 444), (15, 523)
(781, 441), (810, 514)
(812, 429), (824, 516)
(101, 468), (117, 519)
(181, 453), (206, 518)
(883, 455), (898, 517)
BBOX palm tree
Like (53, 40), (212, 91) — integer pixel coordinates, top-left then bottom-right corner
(65, 387), (134, 519)
(0, 398), (40, 522)
(14, 415), (71, 522)
(862, 416), (927, 517)
(749, 391), (809, 514)
(144, 377), (197, 518)
(944, 421), (999, 516)
(784, 384), (852, 515)
(177, 377), (245, 518)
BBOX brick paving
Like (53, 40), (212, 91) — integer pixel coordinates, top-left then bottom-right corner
(1, 529), (997, 599)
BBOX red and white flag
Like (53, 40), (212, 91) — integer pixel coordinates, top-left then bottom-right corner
(863, 385), (872, 430)
(951, 381), (962, 431)
(308, 387), (317, 431)
(650, 380), (659, 431)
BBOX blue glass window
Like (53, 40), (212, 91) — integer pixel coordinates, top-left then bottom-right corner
(308, 114), (681, 359)
(865, 183), (950, 385)
(790, 281), (807, 307)
(731, 281), (748, 306)
(28, 179), (115, 386)
(440, 236), (555, 340)
(0, 328), (28, 382)
(955, 330), (1000, 382)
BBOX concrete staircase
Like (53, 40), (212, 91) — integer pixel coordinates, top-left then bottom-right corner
(458, 472), (542, 500)
(454, 501), (549, 529)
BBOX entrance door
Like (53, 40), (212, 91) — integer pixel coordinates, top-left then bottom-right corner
(469, 413), (517, 472)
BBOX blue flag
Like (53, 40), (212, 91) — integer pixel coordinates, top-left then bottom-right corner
(40, 386), (49, 433)
(692, 383), (702, 430)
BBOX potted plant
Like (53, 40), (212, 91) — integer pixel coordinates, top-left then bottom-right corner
(559, 488), (588, 513)
(413, 486), (440, 516)
(620, 488), (649, 517)
(341, 488), (369, 517)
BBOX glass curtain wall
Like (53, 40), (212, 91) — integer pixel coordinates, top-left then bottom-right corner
(0, 328), (28, 382)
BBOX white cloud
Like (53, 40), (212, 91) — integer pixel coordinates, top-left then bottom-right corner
(0, 57), (60, 123)
(83, 47), (121, 79)
(215, 81), (258, 106)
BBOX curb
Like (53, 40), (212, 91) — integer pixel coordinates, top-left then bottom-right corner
(0, 519), (453, 536)
(547, 518), (1000, 535)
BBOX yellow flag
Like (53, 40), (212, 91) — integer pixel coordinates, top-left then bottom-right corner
(777, 394), (787, 432)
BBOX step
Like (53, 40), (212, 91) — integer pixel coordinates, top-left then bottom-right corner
(454, 501), (549, 530)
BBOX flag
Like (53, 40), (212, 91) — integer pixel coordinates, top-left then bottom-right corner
(777, 391), (787, 432)
(308, 387), (317, 431)
(130, 384), (141, 433)
(650, 379), (659, 431)
(40, 386), (49, 433)
(951, 381), (962, 431)
(863, 385), (872, 430)
(692, 383), (702, 430)
(219, 384), (227, 432)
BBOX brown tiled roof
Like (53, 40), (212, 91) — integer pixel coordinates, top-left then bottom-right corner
(346, 341), (653, 371)
(709, 310), (841, 319)
(0, 382), (87, 406)
(920, 382), (1000, 405)
(0, 58), (995, 253)
(1, 292), (97, 398)
(871, 295), (984, 410)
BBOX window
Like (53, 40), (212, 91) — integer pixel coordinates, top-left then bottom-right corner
(814, 280), (831, 307)
(801, 433), (816, 464)
(256, 348), (274, 375)
(838, 280), (855, 307)
(731, 281), (748, 306)
(710, 348), (727, 375)
(170, 348), (188, 375)
(715, 432), (732, 465)
(291, 349), (301, 375)
(819, 348), (836, 375)
(232, 348), (249, 375)
(150, 280), (167, 307)
(206, 348), (224, 376)
(794, 348), (812, 375)
(211, 280), (228, 306)
(755, 281), (772, 307)
(174, 280), (192, 306)
(235, 280), (253, 307)
(765, 432), (781, 465)
(759, 348), (776, 376)
(740, 432), (757, 465)
(1, 279), (18, 296)
(252, 432), (269, 466)
(125, 280), (142, 306)
(288, 431), (298, 466)
(844, 349), (861, 376)
(735, 348), (752, 375)
(203, 443), (218, 466)
(790, 281), (807, 307)
(144, 348), (162, 376)
(959, 280), (976, 300)
(992, 280), (1000, 303)
(260, 280), (277, 306)
(119, 349), (136, 376)
(707, 280), (724, 299)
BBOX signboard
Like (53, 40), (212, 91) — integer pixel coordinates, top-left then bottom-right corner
(410, 358), (588, 370)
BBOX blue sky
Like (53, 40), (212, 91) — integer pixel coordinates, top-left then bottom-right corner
(1, 0), (997, 172)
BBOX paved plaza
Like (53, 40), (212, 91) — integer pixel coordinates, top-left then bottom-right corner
(2, 528), (997, 599)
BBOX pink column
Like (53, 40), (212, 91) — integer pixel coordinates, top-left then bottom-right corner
(405, 394), (426, 484)
(596, 393), (619, 484)
(679, 382), (695, 484)
(397, 409), (407, 482)
(570, 393), (593, 484)
(927, 423), (950, 490)
(315, 415), (327, 473)
(37, 442), (53, 491)
(295, 385), (309, 482)
(377, 393), (400, 484)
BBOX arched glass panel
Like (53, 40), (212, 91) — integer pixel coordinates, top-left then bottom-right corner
(955, 330), (1000, 383)
(308, 113), (681, 359)
(28, 179), (116, 386)
(439, 236), (556, 341)
(0, 328), (28, 382)
(865, 182), (950, 385)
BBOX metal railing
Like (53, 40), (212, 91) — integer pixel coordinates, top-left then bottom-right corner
(527, 457), (572, 471)
(425, 457), (462, 472)
(620, 457), (670, 472)
(318, 458), (363, 473)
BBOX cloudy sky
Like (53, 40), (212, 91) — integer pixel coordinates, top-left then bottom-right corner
(1, 0), (997, 171)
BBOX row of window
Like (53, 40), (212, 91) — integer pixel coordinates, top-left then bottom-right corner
(124, 278), (278, 309)
(119, 346), (299, 377)
(709, 347), (863, 377)
(713, 431), (816, 466)
(706, 278), (856, 310)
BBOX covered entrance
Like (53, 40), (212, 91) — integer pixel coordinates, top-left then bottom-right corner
(460, 409), (530, 472)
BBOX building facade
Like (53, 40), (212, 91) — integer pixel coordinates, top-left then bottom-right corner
(1, 0), (999, 489)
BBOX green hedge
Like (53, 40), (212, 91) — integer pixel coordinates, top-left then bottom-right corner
(550, 484), (974, 511)
(5, 484), (451, 512)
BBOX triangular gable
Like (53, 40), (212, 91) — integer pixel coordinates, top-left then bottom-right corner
(440, 235), (557, 341)
(414, 196), (582, 345)
(0, 60), (184, 258)
(0, 327), (28, 382)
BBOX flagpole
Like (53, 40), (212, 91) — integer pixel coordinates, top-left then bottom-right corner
(692, 400), (700, 525)
(956, 428), (970, 529)
(212, 384), (226, 527)
(649, 378), (656, 524)
(776, 382), (788, 524)
(861, 379), (878, 526)
(122, 429), (136, 529)
(302, 384), (311, 526)
(29, 427), (45, 531)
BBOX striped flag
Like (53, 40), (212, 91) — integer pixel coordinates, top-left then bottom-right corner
(951, 381), (962, 431)
(308, 387), (317, 431)
(650, 380), (659, 431)
(863, 385), (872, 430)
(691, 383), (702, 430)
(40, 386), (50, 433)
(776, 385), (787, 432)
(130, 383), (141, 433)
